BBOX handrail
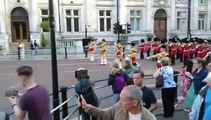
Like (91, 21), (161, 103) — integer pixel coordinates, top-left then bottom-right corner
(50, 95), (77, 114)
(63, 107), (79, 120)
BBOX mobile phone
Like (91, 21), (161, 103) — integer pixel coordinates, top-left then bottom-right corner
(5, 90), (18, 97)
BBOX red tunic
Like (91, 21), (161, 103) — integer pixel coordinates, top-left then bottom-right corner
(190, 44), (196, 55)
(178, 45), (184, 54)
(197, 46), (204, 58)
(145, 43), (151, 52)
(171, 44), (177, 55)
(139, 43), (145, 52)
(183, 45), (190, 57)
(152, 43), (160, 52)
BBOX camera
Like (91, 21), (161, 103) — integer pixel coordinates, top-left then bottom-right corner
(5, 90), (18, 97)
(75, 68), (88, 79)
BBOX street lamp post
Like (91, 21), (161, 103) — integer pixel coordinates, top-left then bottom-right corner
(187, 0), (191, 39)
(49, 0), (60, 119)
(116, 0), (120, 40)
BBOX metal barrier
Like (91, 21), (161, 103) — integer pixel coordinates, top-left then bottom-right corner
(7, 72), (180, 120)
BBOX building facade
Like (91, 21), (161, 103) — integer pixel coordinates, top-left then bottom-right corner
(0, 0), (211, 52)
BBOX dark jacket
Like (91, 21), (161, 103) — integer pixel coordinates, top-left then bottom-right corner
(193, 68), (209, 95)
(75, 78), (98, 107)
(108, 68), (129, 94)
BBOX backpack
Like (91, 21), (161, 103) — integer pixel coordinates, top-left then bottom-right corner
(115, 73), (126, 92)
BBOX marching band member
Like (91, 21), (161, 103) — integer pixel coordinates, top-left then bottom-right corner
(86, 39), (96, 62)
(125, 43), (138, 63)
(147, 45), (169, 69)
(115, 40), (123, 68)
(99, 39), (108, 65)
(152, 38), (160, 61)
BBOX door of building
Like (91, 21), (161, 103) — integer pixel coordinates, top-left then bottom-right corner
(154, 9), (167, 40)
(11, 7), (30, 42)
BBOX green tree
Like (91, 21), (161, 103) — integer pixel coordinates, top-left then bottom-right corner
(39, 21), (49, 48)
(41, 32), (47, 48)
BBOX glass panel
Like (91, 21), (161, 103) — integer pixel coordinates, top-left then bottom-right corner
(130, 10), (135, 16)
(130, 18), (135, 31)
(74, 18), (79, 32)
(42, 10), (48, 15)
(22, 22), (27, 39)
(202, 21), (204, 30)
(100, 18), (104, 31)
(136, 18), (140, 31)
(106, 10), (111, 16)
(137, 11), (141, 16)
(177, 19), (181, 30)
(106, 18), (111, 31)
(11, 7), (28, 16)
(14, 22), (20, 39)
(66, 18), (72, 32)
(73, 10), (79, 16)
(199, 15), (204, 19)
(198, 20), (201, 30)
(66, 10), (71, 15)
(42, 18), (48, 22)
(177, 12), (181, 17)
(99, 10), (104, 16)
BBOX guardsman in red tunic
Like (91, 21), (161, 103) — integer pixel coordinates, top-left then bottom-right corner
(171, 39), (177, 65)
(178, 39), (184, 62)
(139, 39), (145, 59)
(145, 37), (152, 57)
(152, 38), (160, 61)
(189, 39), (196, 59)
(183, 39), (190, 67)
(197, 39), (205, 58)
(175, 38), (180, 60)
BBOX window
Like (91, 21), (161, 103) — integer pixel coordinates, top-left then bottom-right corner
(176, 11), (187, 31)
(130, 10), (142, 32)
(41, 9), (49, 32)
(99, 10), (112, 32)
(176, 0), (188, 3)
(199, 0), (207, 4)
(66, 9), (80, 32)
(198, 14), (206, 30)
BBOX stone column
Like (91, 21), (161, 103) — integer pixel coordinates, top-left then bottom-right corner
(146, 0), (153, 32)
(207, 0), (211, 30)
(170, 0), (176, 31)
(0, 0), (9, 52)
(191, 0), (199, 31)
(53, 0), (60, 32)
(29, 0), (40, 43)
(119, 0), (127, 24)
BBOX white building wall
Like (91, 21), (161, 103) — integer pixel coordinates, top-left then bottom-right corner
(0, 0), (210, 52)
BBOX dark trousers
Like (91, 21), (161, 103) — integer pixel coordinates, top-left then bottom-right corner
(147, 51), (150, 57)
(176, 51), (179, 59)
(184, 56), (188, 66)
(171, 54), (175, 65)
(189, 54), (193, 59)
(179, 53), (183, 62)
(140, 51), (144, 59)
(195, 52), (197, 58)
(161, 87), (176, 117)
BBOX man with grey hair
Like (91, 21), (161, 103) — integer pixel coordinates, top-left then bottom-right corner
(78, 85), (157, 120)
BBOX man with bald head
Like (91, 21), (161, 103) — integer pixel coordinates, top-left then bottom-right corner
(78, 85), (157, 120)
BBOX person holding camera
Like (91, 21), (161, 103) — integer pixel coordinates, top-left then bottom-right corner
(78, 85), (157, 120)
(6, 65), (51, 120)
(74, 68), (98, 120)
